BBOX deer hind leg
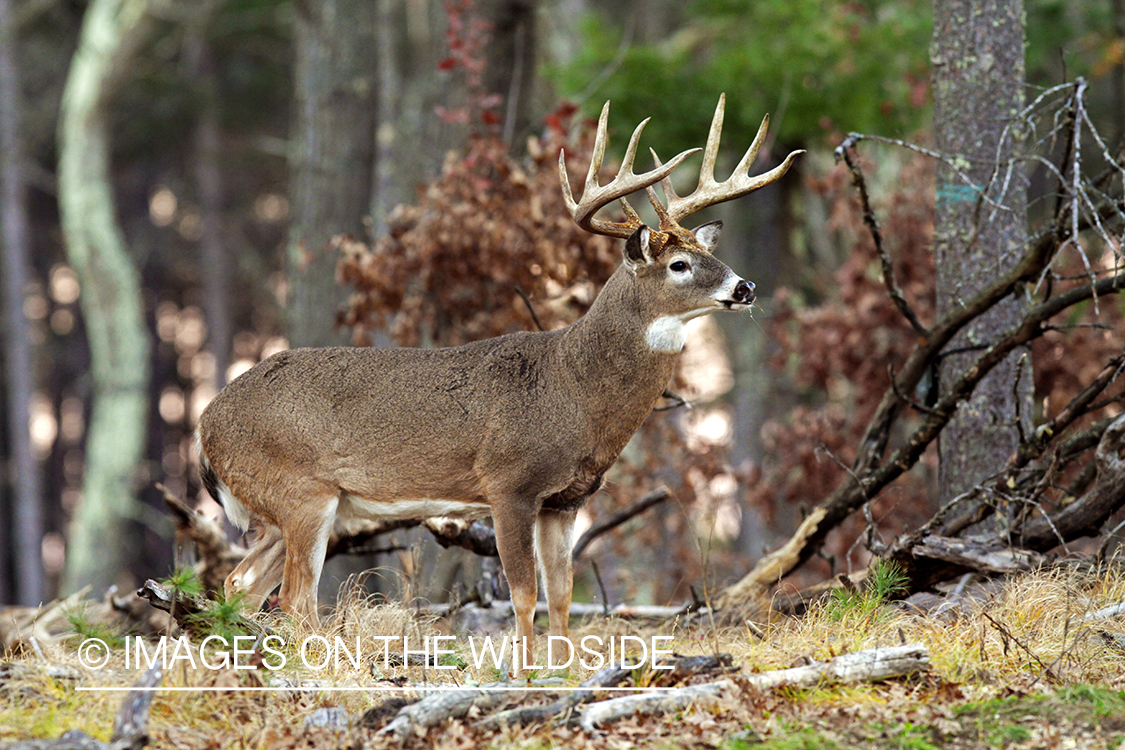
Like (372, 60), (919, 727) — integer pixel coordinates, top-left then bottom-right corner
(225, 525), (286, 611)
(535, 509), (577, 642)
(493, 500), (538, 675)
(277, 493), (339, 627)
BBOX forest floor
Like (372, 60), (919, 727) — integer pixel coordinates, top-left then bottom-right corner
(3, 566), (1125, 749)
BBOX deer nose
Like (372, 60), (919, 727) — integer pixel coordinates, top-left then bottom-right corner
(733, 280), (755, 304)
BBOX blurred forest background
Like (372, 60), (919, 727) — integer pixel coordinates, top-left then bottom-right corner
(0, 0), (1123, 615)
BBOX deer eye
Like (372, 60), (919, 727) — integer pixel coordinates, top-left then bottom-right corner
(669, 260), (690, 273)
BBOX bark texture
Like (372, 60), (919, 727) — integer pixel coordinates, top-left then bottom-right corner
(931, 0), (1032, 503)
(286, 0), (377, 347)
(57, 0), (153, 595)
(0, 0), (44, 605)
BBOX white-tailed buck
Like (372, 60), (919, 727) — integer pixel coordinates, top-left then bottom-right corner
(198, 94), (801, 669)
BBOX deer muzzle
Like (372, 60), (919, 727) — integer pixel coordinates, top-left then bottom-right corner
(733, 280), (755, 305)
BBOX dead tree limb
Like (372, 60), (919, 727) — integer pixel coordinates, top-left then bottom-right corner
(477, 664), (632, 730)
(572, 487), (670, 560)
(1014, 412), (1125, 548)
(739, 644), (930, 690)
(716, 270), (1124, 613)
(576, 645), (929, 730)
(478, 653), (733, 730)
(577, 680), (737, 731)
(378, 687), (519, 740)
(136, 579), (271, 640)
(836, 136), (927, 337)
(939, 351), (1125, 536)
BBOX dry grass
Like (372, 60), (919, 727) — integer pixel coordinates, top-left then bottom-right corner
(4, 565), (1125, 747)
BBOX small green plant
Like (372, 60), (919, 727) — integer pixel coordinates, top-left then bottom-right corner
(724, 726), (841, 749)
(66, 609), (125, 649)
(887, 722), (941, 750)
(824, 559), (908, 622)
(1055, 684), (1125, 717)
(869, 559), (909, 601)
(160, 565), (204, 598)
(187, 592), (251, 641)
(987, 723), (1031, 747)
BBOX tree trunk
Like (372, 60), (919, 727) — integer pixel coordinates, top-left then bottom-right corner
(286, 0), (377, 348)
(189, 27), (230, 390)
(931, 0), (1031, 505)
(0, 0), (44, 605)
(57, 0), (153, 594)
(481, 0), (538, 145)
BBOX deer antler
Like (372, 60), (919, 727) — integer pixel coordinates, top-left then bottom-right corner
(649, 93), (804, 232)
(559, 101), (700, 239)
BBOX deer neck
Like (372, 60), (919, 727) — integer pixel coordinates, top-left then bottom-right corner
(558, 267), (679, 458)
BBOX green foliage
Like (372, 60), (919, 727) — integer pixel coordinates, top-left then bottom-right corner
(66, 610), (125, 650)
(160, 565), (205, 598)
(824, 559), (908, 621)
(1055, 685), (1125, 717)
(187, 592), (252, 641)
(869, 557), (909, 600)
(887, 723), (941, 750)
(724, 726), (841, 749)
(552, 0), (932, 153)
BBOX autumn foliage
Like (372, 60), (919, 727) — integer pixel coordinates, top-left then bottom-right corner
(336, 116), (618, 348)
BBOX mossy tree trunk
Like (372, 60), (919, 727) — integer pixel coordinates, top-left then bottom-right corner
(58, 0), (153, 594)
(931, 0), (1032, 505)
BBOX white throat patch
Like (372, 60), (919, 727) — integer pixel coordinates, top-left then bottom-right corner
(645, 308), (713, 353)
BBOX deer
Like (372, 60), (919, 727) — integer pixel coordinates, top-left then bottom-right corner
(196, 93), (801, 671)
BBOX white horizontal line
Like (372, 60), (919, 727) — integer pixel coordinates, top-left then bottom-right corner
(75, 685), (680, 693)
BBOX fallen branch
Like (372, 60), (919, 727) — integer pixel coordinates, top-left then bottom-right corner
(377, 687), (518, 740)
(1015, 412), (1125, 548)
(136, 579), (270, 640)
(741, 644), (930, 691)
(477, 664), (632, 730)
(572, 487), (670, 560)
(478, 653), (733, 730)
(578, 679), (737, 731)
(156, 483), (244, 593)
(907, 536), (1043, 574)
(717, 271), (1125, 612)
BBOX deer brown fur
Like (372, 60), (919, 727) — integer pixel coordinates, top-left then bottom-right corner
(197, 95), (801, 672)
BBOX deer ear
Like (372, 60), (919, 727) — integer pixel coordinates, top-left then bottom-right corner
(623, 226), (652, 270)
(693, 220), (723, 252)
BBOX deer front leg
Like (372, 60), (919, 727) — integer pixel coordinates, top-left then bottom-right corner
(492, 501), (538, 676)
(277, 494), (339, 627)
(535, 509), (577, 641)
(225, 525), (286, 611)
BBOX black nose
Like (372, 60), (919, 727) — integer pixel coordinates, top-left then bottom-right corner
(733, 280), (755, 304)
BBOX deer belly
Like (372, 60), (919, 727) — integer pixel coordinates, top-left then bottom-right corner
(339, 494), (491, 523)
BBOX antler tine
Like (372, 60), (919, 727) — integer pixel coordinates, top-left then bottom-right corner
(559, 100), (700, 239)
(662, 95), (806, 225)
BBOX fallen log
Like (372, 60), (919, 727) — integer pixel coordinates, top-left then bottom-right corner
(476, 665), (631, 731)
(576, 644), (928, 731)
(577, 680), (737, 731)
(377, 687), (519, 740)
(477, 653), (733, 730)
(741, 644), (930, 690)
